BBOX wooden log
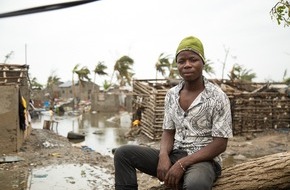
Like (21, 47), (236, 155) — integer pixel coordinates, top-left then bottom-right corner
(213, 151), (290, 190)
(149, 152), (290, 190)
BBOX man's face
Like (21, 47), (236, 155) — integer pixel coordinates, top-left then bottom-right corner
(176, 50), (203, 81)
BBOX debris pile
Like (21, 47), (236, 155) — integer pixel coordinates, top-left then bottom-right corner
(133, 79), (290, 140)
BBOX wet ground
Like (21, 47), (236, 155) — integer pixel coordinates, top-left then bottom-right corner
(32, 111), (132, 156)
(28, 164), (113, 190)
(0, 111), (141, 190)
(1, 111), (289, 190)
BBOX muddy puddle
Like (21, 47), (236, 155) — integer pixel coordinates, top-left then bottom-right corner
(20, 111), (132, 190)
(32, 111), (132, 156)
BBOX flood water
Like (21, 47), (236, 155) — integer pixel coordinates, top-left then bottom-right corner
(32, 111), (133, 156)
(20, 111), (134, 190)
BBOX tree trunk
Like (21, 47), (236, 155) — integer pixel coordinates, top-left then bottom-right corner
(149, 152), (290, 190)
(213, 152), (290, 190)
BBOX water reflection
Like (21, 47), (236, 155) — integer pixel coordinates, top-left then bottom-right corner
(31, 111), (132, 156)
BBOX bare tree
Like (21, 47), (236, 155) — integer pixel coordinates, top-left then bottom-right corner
(221, 46), (230, 80)
(3, 51), (14, 63)
(283, 69), (290, 84)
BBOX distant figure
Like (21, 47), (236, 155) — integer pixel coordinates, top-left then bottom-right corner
(124, 106), (144, 137)
(135, 106), (144, 121)
(78, 114), (83, 128)
(28, 99), (35, 119)
(49, 107), (54, 121)
(114, 36), (233, 189)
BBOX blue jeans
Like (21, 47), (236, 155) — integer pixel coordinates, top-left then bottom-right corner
(114, 145), (221, 190)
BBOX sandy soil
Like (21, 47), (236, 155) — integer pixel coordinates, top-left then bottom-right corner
(0, 128), (289, 190)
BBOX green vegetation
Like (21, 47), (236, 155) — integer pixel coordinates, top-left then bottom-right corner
(93, 61), (109, 91)
(30, 76), (43, 90)
(228, 64), (256, 82)
(270, 0), (290, 27)
(112, 55), (134, 86)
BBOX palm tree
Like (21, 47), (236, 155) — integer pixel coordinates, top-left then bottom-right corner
(30, 76), (43, 90)
(75, 66), (91, 101)
(46, 72), (61, 108)
(168, 60), (179, 79)
(228, 64), (256, 82)
(156, 54), (215, 80)
(92, 61), (108, 93)
(72, 64), (80, 99)
(46, 73), (60, 90)
(155, 53), (171, 79)
(103, 80), (111, 91)
(75, 66), (91, 83)
(155, 53), (181, 79)
(112, 55), (134, 86)
(94, 62), (107, 75)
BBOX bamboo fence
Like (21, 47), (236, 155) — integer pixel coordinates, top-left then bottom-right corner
(133, 79), (290, 140)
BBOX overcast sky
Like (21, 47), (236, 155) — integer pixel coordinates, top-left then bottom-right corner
(0, 0), (289, 85)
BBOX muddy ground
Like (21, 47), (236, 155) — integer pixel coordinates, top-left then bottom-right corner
(0, 128), (289, 190)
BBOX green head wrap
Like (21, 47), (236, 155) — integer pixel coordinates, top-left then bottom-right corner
(175, 36), (205, 63)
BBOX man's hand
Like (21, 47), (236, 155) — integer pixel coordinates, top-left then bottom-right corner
(157, 129), (175, 182)
(164, 161), (184, 189)
(157, 154), (172, 182)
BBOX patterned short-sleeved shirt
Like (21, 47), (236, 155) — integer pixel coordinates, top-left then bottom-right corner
(162, 77), (233, 165)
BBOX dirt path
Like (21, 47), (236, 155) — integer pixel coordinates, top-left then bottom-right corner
(0, 128), (289, 189)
